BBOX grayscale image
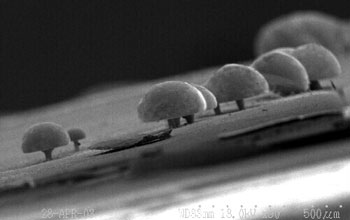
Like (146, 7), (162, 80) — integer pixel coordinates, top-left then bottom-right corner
(1, 1), (350, 219)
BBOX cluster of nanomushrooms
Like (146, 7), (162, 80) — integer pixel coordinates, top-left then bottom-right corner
(22, 123), (86, 161)
(22, 42), (342, 162)
(137, 42), (342, 127)
(21, 11), (346, 162)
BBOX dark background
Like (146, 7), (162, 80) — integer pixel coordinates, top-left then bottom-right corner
(2, 0), (350, 113)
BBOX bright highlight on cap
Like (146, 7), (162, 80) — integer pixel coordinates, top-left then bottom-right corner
(137, 81), (206, 128)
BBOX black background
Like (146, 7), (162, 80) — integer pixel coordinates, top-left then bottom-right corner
(2, 0), (350, 113)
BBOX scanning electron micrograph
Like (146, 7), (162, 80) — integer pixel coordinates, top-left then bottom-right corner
(1, 1), (350, 220)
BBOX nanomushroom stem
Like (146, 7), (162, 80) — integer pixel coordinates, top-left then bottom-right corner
(183, 115), (194, 124)
(236, 99), (245, 111)
(73, 141), (81, 152)
(167, 118), (181, 129)
(43, 149), (53, 161)
(310, 80), (323, 90)
(214, 105), (222, 115)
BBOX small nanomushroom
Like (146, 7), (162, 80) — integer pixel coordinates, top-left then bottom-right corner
(67, 128), (86, 152)
(251, 50), (309, 95)
(204, 64), (269, 114)
(290, 43), (342, 90)
(137, 81), (206, 129)
(22, 122), (69, 161)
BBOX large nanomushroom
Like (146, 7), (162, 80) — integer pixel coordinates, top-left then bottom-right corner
(22, 122), (69, 161)
(290, 43), (342, 90)
(254, 11), (348, 57)
(204, 64), (269, 114)
(67, 128), (86, 152)
(251, 50), (310, 95)
(137, 81), (206, 129)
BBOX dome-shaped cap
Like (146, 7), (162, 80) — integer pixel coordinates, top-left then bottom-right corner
(254, 11), (341, 56)
(251, 50), (309, 94)
(22, 122), (69, 153)
(67, 128), (86, 142)
(192, 84), (217, 110)
(137, 81), (206, 122)
(204, 64), (269, 103)
(291, 43), (342, 80)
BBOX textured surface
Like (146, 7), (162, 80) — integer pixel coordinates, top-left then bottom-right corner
(1, 63), (350, 219)
(22, 122), (69, 153)
(137, 81), (206, 122)
(252, 50), (309, 94)
(204, 64), (269, 102)
(291, 43), (342, 80)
